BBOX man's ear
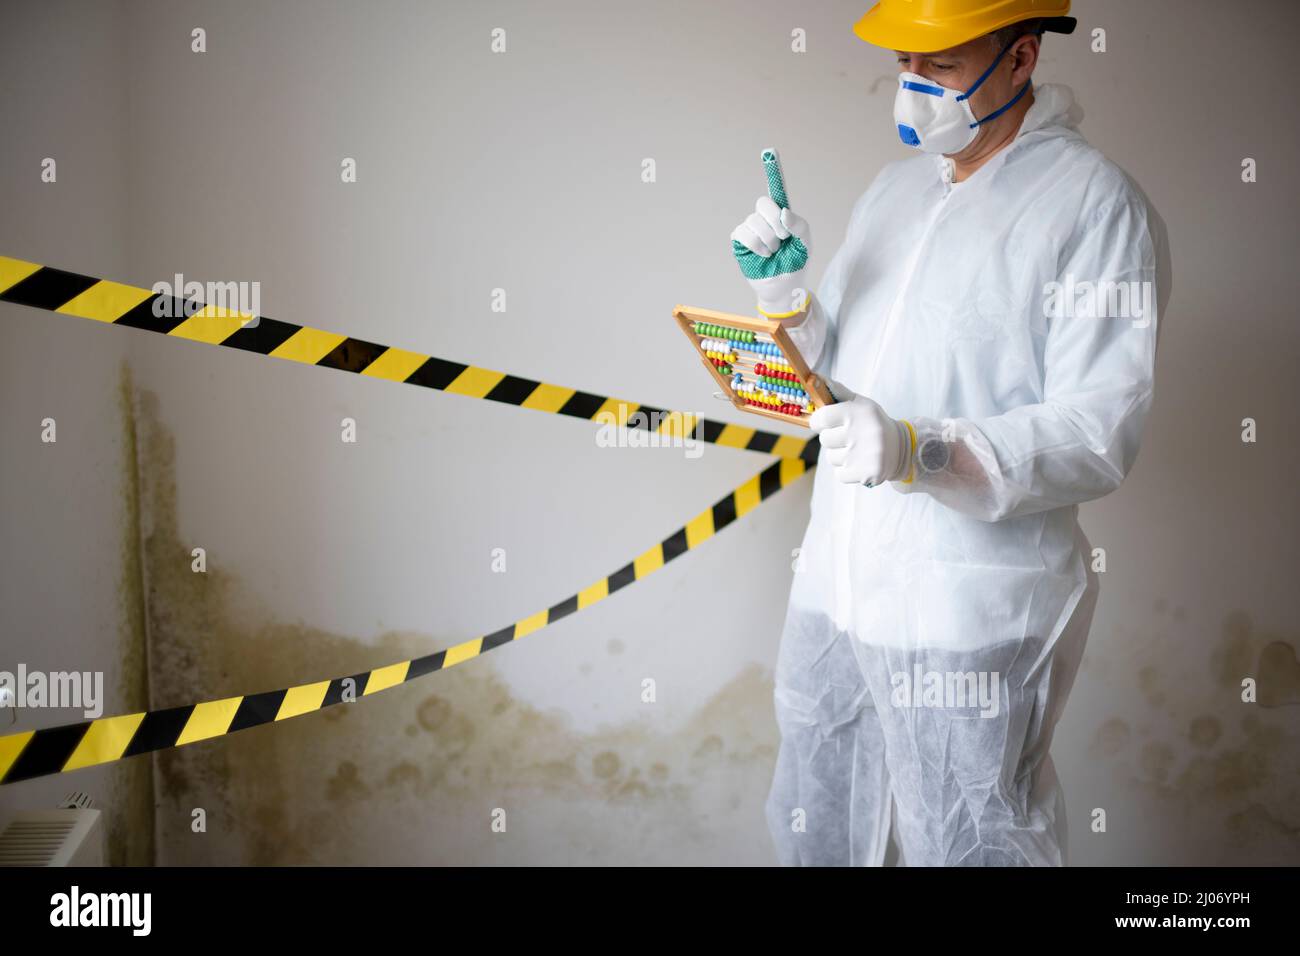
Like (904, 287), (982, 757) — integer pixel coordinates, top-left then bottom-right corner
(1010, 35), (1040, 86)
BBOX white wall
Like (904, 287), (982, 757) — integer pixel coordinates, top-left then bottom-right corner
(1, 0), (1296, 865)
(0, 0), (156, 864)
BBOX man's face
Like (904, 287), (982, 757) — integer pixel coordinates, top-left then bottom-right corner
(894, 34), (1033, 132)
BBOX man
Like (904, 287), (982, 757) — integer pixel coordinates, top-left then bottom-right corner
(731, 0), (1171, 865)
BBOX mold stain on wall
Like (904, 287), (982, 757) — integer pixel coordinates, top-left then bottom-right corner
(109, 361), (155, 866)
(1086, 603), (1300, 864)
(130, 387), (780, 865)
(113, 372), (1300, 866)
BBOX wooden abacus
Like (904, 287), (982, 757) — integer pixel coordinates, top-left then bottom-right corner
(671, 304), (836, 428)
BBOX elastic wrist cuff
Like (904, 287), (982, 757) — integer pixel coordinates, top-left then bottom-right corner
(897, 419), (917, 484)
(757, 295), (812, 321)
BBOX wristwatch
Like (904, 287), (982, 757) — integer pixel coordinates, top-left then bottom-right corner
(918, 436), (950, 475)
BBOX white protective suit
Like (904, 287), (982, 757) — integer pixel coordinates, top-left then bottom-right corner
(766, 83), (1171, 866)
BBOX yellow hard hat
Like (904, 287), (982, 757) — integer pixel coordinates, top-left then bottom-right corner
(854, 0), (1076, 53)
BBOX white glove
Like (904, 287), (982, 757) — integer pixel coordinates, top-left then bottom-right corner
(810, 394), (913, 487)
(731, 196), (813, 318)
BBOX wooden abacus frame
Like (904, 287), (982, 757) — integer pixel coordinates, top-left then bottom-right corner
(671, 304), (836, 428)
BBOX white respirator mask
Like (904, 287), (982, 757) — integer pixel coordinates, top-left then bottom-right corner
(893, 32), (1035, 155)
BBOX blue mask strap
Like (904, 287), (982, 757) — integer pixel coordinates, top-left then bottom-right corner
(956, 26), (1043, 127)
(955, 34), (1018, 103)
(971, 79), (1031, 127)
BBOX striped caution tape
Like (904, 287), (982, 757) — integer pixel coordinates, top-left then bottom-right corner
(0, 457), (810, 785)
(0, 256), (818, 463)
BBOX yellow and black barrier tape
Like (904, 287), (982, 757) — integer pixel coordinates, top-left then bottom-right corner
(0, 256), (818, 463)
(0, 456), (809, 785)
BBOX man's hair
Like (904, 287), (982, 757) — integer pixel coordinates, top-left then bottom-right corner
(988, 17), (1044, 51)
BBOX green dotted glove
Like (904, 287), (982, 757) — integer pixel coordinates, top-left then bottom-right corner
(731, 148), (813, 317)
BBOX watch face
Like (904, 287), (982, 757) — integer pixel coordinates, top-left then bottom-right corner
(920, 438), (949, 473)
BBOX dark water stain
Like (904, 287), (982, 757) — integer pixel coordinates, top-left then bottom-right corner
(1137, 666), (1165, 708)
(108, 361), (155, 866)
(1210, 610), (1255, 690)
(385, 761), (421, 789)
(130, 388), (780, 864)
(1257, 641), (1300, 708)
(1209, 613), (1300, 709)
(326, 762), (370, 804)
(1139, 742), (1175, 784)
(1092, 611), (1300, 862)
(1226, 803), (1300, 842)
(592, 752), (621, 779)
(1188, 715), (1220, 749)
(1089, 718), (1130, 758)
